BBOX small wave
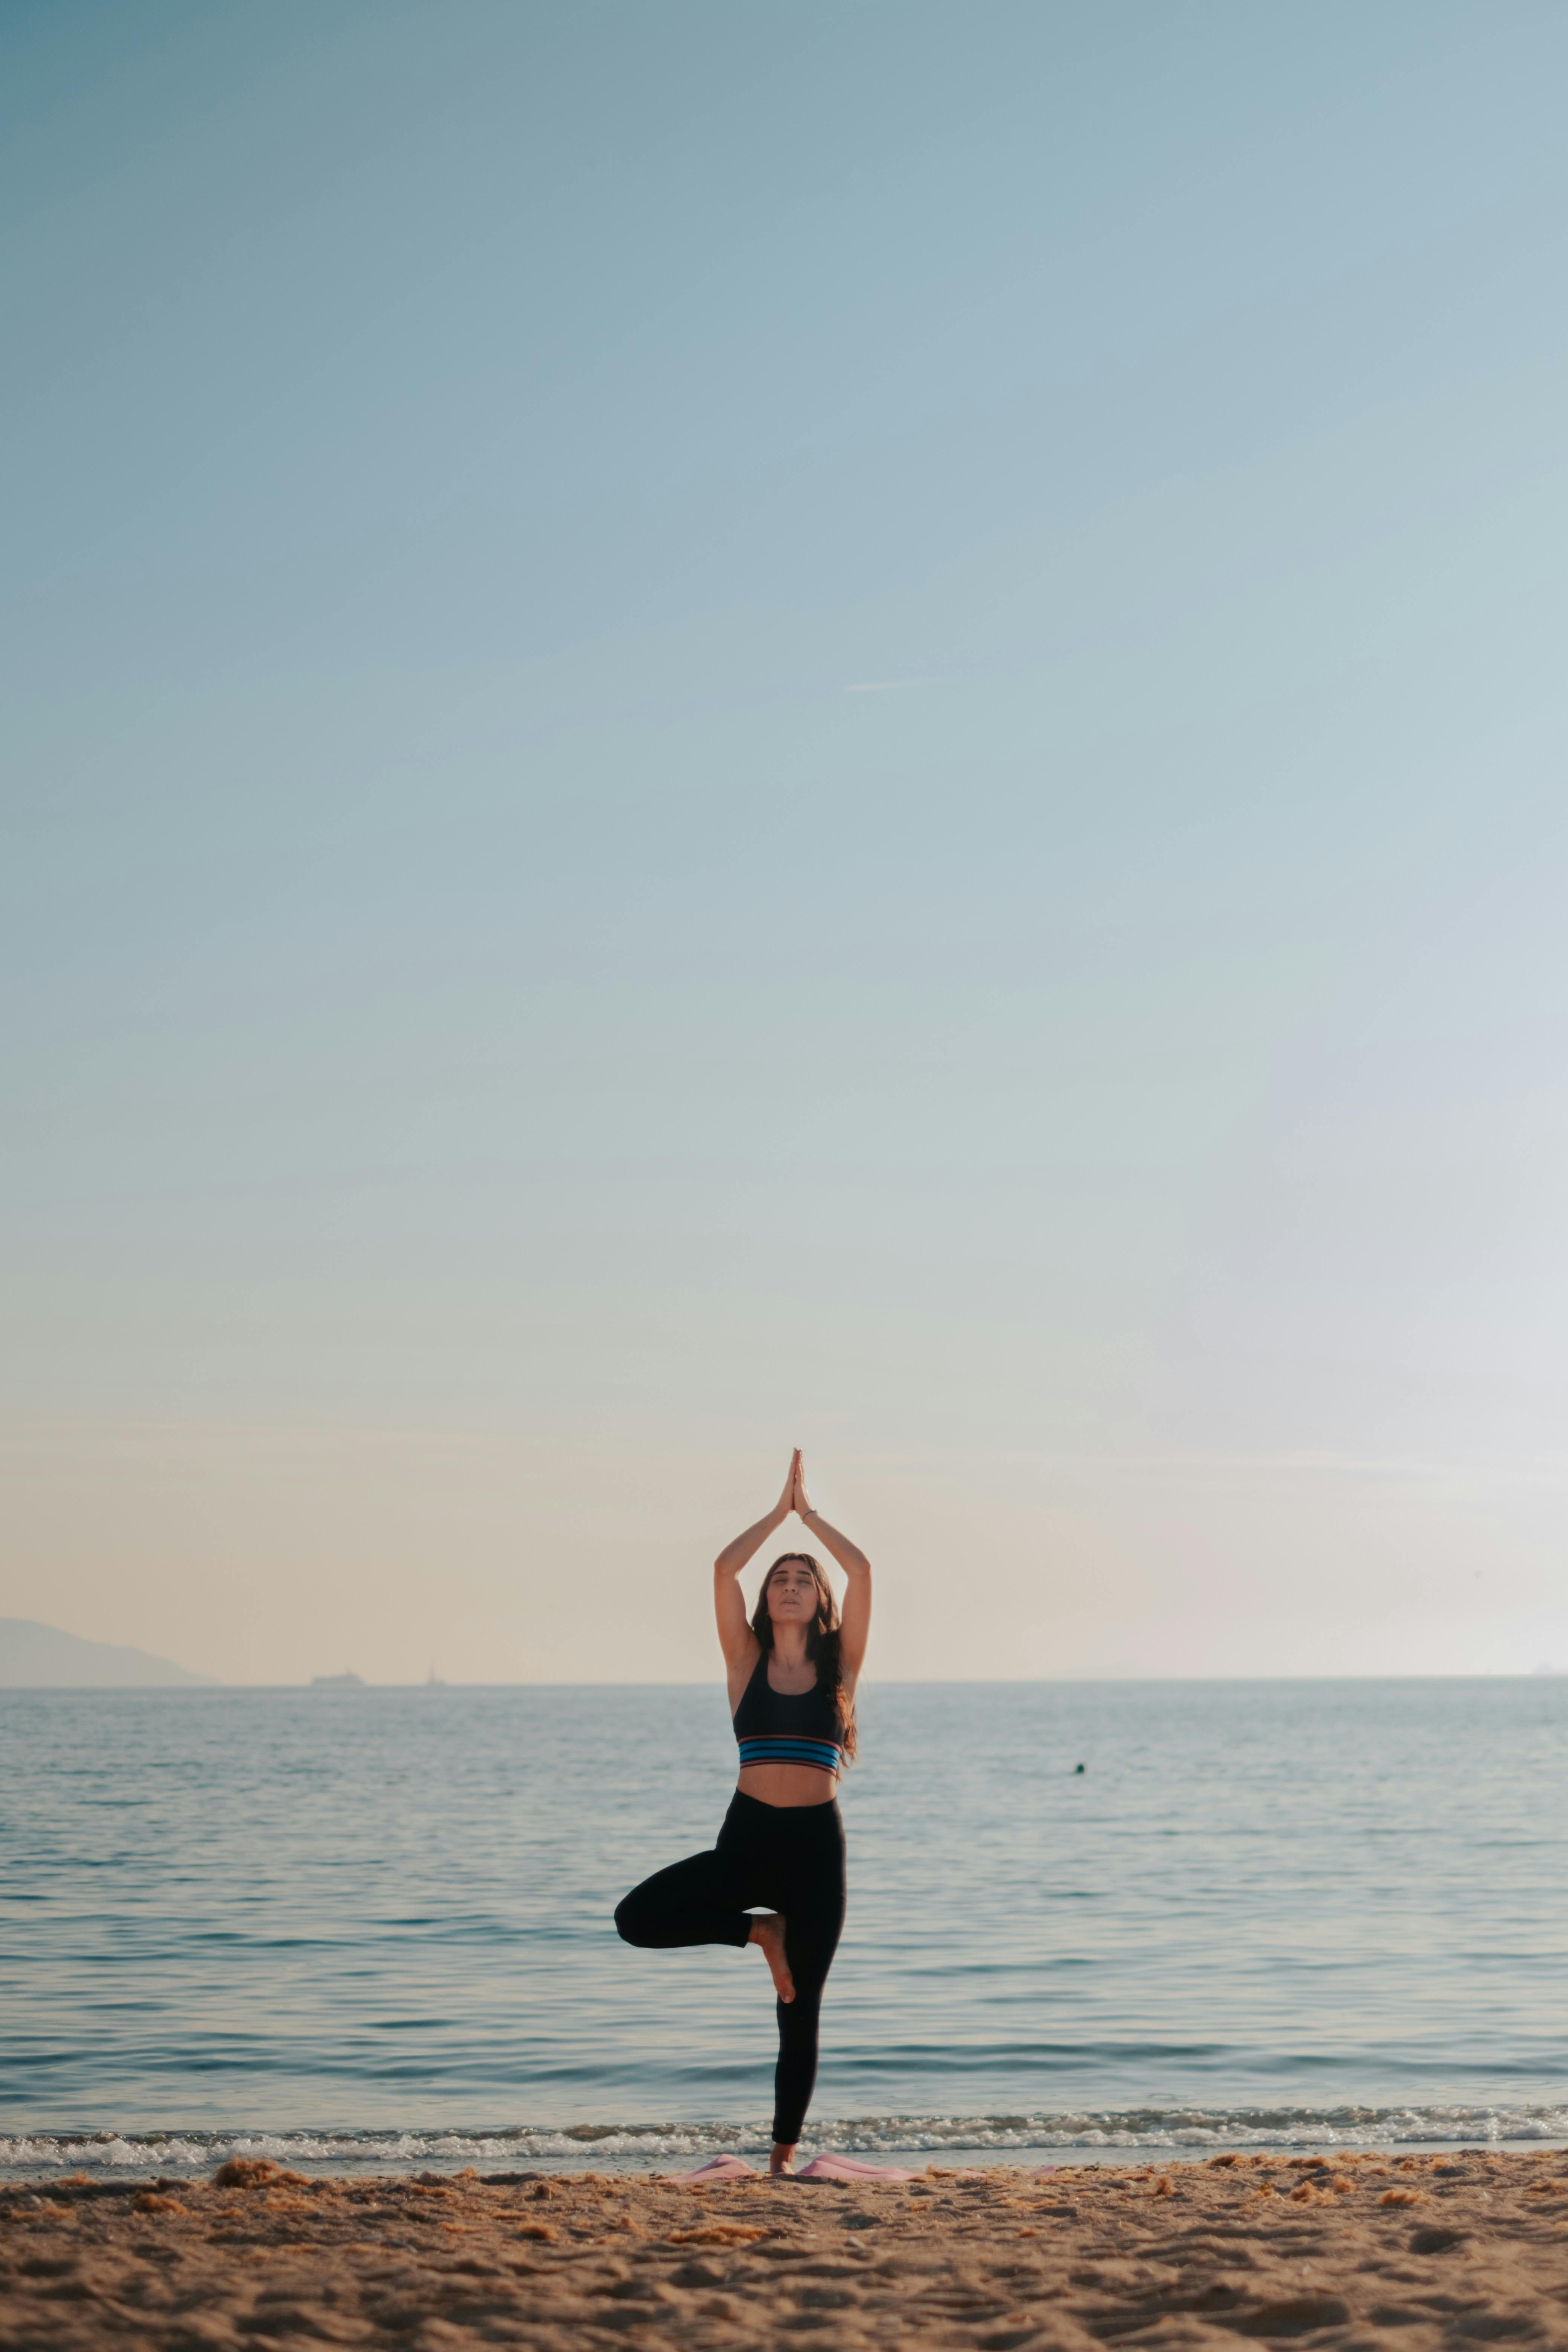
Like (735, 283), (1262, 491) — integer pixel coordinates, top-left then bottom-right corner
(5, 2103), (1567, 2181)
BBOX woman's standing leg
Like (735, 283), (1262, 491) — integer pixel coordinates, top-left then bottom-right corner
(769, 1809), (847, 2157)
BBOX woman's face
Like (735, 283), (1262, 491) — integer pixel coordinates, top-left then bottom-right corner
(766, 1560), (821, 1629)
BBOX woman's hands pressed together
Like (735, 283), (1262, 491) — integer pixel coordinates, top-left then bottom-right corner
(776, 1448), (804, 1529)
(790, 1452), (814, 1521)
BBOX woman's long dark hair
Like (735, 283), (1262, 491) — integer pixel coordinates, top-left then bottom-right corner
(750, 1552), (858, 1762)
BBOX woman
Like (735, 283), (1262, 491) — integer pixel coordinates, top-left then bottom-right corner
(614, 1449), (872, 2175)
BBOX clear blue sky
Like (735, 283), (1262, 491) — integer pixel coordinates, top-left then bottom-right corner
(5, 2), (1568, 1682)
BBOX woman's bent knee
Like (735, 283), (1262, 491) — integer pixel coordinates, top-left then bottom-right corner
(614, 1896), (646, 1945)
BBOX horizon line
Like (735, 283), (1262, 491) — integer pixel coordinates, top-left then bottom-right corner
(7, 1668), (1564, 1692)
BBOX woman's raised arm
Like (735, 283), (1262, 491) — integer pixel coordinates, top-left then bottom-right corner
(792, 1456), (872, 1686)
(713, 1450), (799, 1668)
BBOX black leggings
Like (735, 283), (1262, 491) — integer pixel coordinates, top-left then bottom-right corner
(614, 1789), (846, 2146)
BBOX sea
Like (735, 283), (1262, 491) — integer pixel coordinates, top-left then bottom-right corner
(3, 1679), (1566, 2182)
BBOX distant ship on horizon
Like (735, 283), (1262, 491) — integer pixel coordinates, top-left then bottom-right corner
(309, 1671), (366, 1689)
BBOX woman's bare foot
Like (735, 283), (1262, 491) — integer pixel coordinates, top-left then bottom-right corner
(747, 1914), (794, 2002)
(770, 2142), (798, 2175)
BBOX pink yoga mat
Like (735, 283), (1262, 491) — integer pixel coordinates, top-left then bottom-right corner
(796, 2153), (920, 2183)
(669, 2153), (1053, 2184)
(670, 2152), (922, 2184)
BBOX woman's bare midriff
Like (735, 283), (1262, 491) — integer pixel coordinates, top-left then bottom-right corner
(737, 1762), (839, 1808)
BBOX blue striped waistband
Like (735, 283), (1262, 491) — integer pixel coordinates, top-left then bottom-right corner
(737, 1736), (842, 1774)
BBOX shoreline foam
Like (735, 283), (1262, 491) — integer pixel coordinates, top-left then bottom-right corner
(7, 2101), (1568, 2185)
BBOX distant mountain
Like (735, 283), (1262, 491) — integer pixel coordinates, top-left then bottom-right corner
(0, 1618), (218, 1688)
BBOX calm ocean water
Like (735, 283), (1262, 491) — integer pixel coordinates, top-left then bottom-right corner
(3, 1680), (1566, 2180)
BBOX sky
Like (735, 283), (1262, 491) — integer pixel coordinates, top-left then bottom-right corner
(5, 1), (1568, 1686)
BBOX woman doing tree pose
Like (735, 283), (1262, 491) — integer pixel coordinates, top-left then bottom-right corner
(614, 1450), (872, 2174)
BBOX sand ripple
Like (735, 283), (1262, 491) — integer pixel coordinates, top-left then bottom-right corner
(3, 2148), (1567, 2347)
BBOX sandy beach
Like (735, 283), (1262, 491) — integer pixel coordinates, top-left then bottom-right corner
(4, 2148), (1567, 2349)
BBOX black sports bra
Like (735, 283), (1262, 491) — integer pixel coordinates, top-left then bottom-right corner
(732, 1653), (845, 1775)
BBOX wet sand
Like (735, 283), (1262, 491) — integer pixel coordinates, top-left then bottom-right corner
(4, 2148), (1568, 2348)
